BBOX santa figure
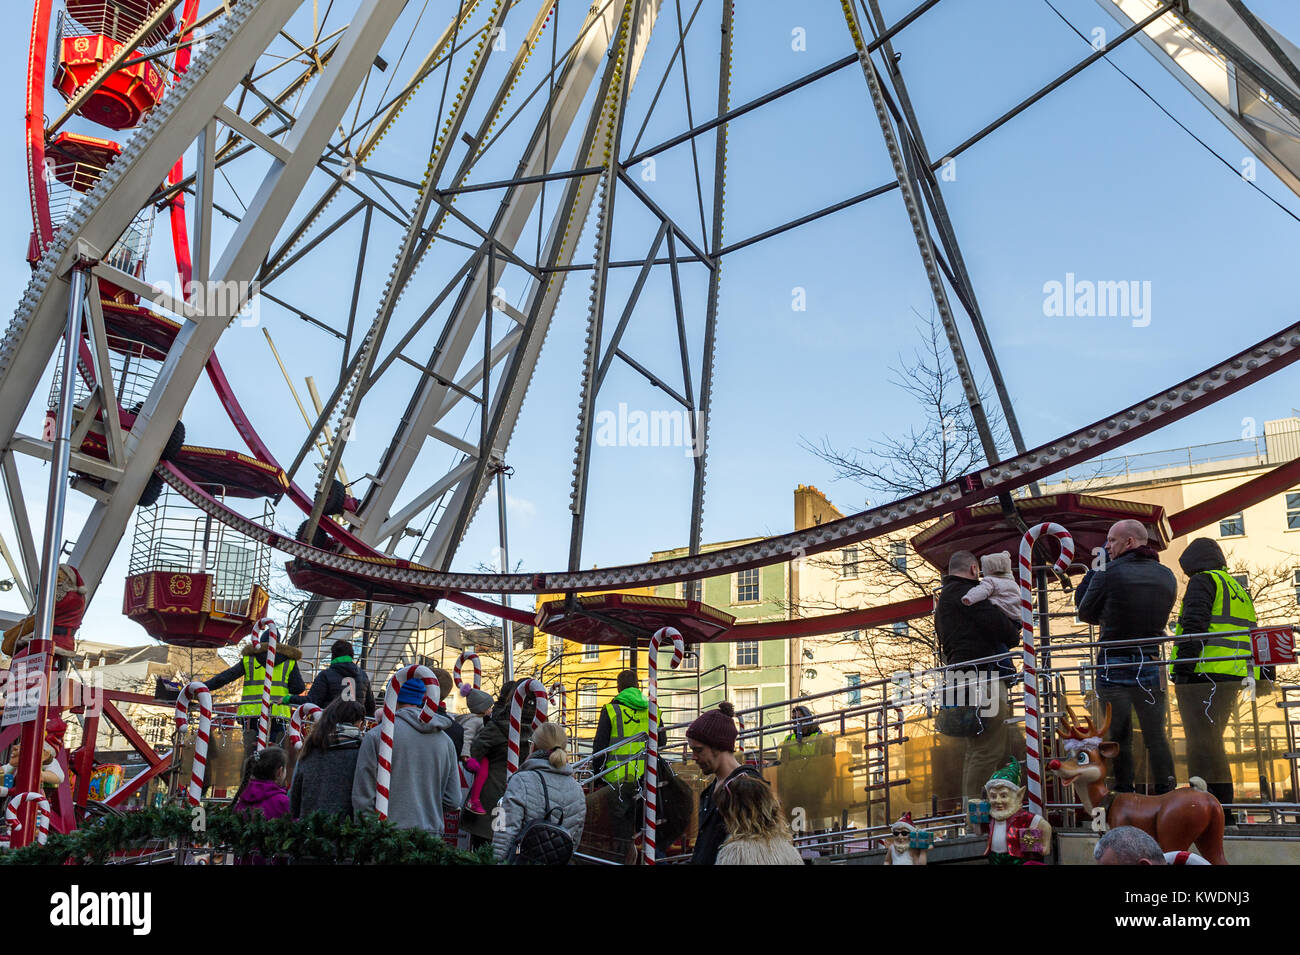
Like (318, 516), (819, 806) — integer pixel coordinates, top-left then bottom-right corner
(984, 758), (1052, 865)
(2, 564), (86, 657)
(884, 811), (928, 865)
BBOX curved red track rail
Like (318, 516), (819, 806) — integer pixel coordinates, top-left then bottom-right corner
(155, 315), (1300, 596)
(26, 0), (55, 256)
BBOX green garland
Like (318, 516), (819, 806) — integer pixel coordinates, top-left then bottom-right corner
(0, 806), (498, 866)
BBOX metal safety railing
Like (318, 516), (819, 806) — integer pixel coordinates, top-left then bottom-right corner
(578, 626), (1299, 863)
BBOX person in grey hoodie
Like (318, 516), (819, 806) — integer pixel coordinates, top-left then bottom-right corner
(492, 720), (586, 862)
(351, 677), (461, 833)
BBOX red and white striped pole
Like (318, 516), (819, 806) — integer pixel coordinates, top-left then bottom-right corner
(644, 626), (684, 865)
(4, 792), (50, 846)
(288, 703), (323, 751)
(1018, 522), (1074, 818)
(375, 665), (439, 820)
(506, 678), (548, 776)
(453, 650), (481, 690)
(254, 617), (279, 752)
(174, 681), (213, 807)
(548, 682), (568, 734)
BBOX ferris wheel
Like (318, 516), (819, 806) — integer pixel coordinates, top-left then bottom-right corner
(5, 0), (1300, 678)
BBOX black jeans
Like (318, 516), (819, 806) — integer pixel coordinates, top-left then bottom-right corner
(1175, 681), (1239, 797)
(1096, 683), (1175, 793)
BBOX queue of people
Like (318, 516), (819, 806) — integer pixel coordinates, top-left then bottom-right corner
(936, 519), (1260, 817)
(201, 516), (1260, 869)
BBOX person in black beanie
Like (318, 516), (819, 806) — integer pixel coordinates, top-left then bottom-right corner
(686, 701), (762, 865)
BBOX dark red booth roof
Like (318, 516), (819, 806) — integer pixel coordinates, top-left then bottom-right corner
(909, 493), (1171, 574)
(535, 593), (735, 647)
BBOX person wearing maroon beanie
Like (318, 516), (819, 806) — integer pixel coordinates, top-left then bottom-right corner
(687, 701), (762, 865)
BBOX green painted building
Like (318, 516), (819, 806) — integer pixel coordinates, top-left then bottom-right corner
(651, 538), (790, 749)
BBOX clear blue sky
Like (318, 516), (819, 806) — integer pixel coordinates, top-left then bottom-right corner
(4, 0), (1300, 645)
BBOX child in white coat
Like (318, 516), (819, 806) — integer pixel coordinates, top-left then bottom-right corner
(961, 551), (1020, 621)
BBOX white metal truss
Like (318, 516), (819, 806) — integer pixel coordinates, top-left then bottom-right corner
(1100, 0), (1300, 195)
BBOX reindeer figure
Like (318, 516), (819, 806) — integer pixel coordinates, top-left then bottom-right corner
(1049, 704), (1228, 865)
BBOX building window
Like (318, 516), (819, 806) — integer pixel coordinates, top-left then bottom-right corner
(583, 644), (600, 662)
(578, 687), (599, 728)
(735, 568), (759, 603)
(734, 687), (759, 717)
(847, 673), (861, 706)
(890, 541), (907, 571)
(679, 648), (699, 669)
(1294, 570), (1300, 605)
(1219, 513), (1245, 537)
(681, 579), (702, 602)
(734, 641), (759, 667)
(841, 546), (859, 579)
(1289, 493), (1300, 529)
(548, 635), (562, 663)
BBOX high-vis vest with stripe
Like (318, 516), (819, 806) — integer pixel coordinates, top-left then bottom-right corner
(238, 656), (295, 719)
(1170, 569), (1259, 680)
(604, 700), (648, 783)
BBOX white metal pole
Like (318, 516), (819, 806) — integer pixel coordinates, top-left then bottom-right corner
(33, 268), (87, 642)
(497, 465), (512, 681)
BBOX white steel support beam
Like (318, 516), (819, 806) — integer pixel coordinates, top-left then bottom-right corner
(67, 0), (413, 598)
(359, 0), (652, 560)
(415, 0), (663, 573)
(1100, 0), (1300, 196)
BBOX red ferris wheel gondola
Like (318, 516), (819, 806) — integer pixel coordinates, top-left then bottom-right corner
(53, 1), (173, 131)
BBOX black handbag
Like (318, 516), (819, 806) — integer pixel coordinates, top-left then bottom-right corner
(506, 769), (575, 866)
(935, 705), (984, 738)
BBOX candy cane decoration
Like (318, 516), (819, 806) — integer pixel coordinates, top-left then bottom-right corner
(644, 626), (684, 866)
(506, 678), (549, 777)
(175, 681), (214, 807)
(548, 682), (568, 733)
(254, 619), (279, 752)
(453, 650), (482, 690)
(1018, 522), (1075, 818)
(4, 792), (50, 846)
(375, 665), (440, 820)
(288, 703), (324, 751)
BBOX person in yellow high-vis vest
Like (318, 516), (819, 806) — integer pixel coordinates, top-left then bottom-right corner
(204, 630), (307, 759)
(590, 670), (666, 850)
(1170, 538), (1258, 823)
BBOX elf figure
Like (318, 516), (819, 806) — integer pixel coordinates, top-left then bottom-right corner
(884, 811), (929, 865)
(984, 758), (1051, 865)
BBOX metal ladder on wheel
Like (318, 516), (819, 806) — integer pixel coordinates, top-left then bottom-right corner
(1281, 684), (1300, 804)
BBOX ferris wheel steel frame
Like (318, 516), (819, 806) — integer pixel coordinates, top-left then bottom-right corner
(4, 0), (1300, 675)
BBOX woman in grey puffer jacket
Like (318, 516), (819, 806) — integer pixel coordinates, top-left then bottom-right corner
(492, 721), (586, 861)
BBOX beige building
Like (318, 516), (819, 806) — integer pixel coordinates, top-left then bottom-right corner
(1042, 416), (1300, 623)
(790, 485), (938, 707)
(783, 418), (1300, 728)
